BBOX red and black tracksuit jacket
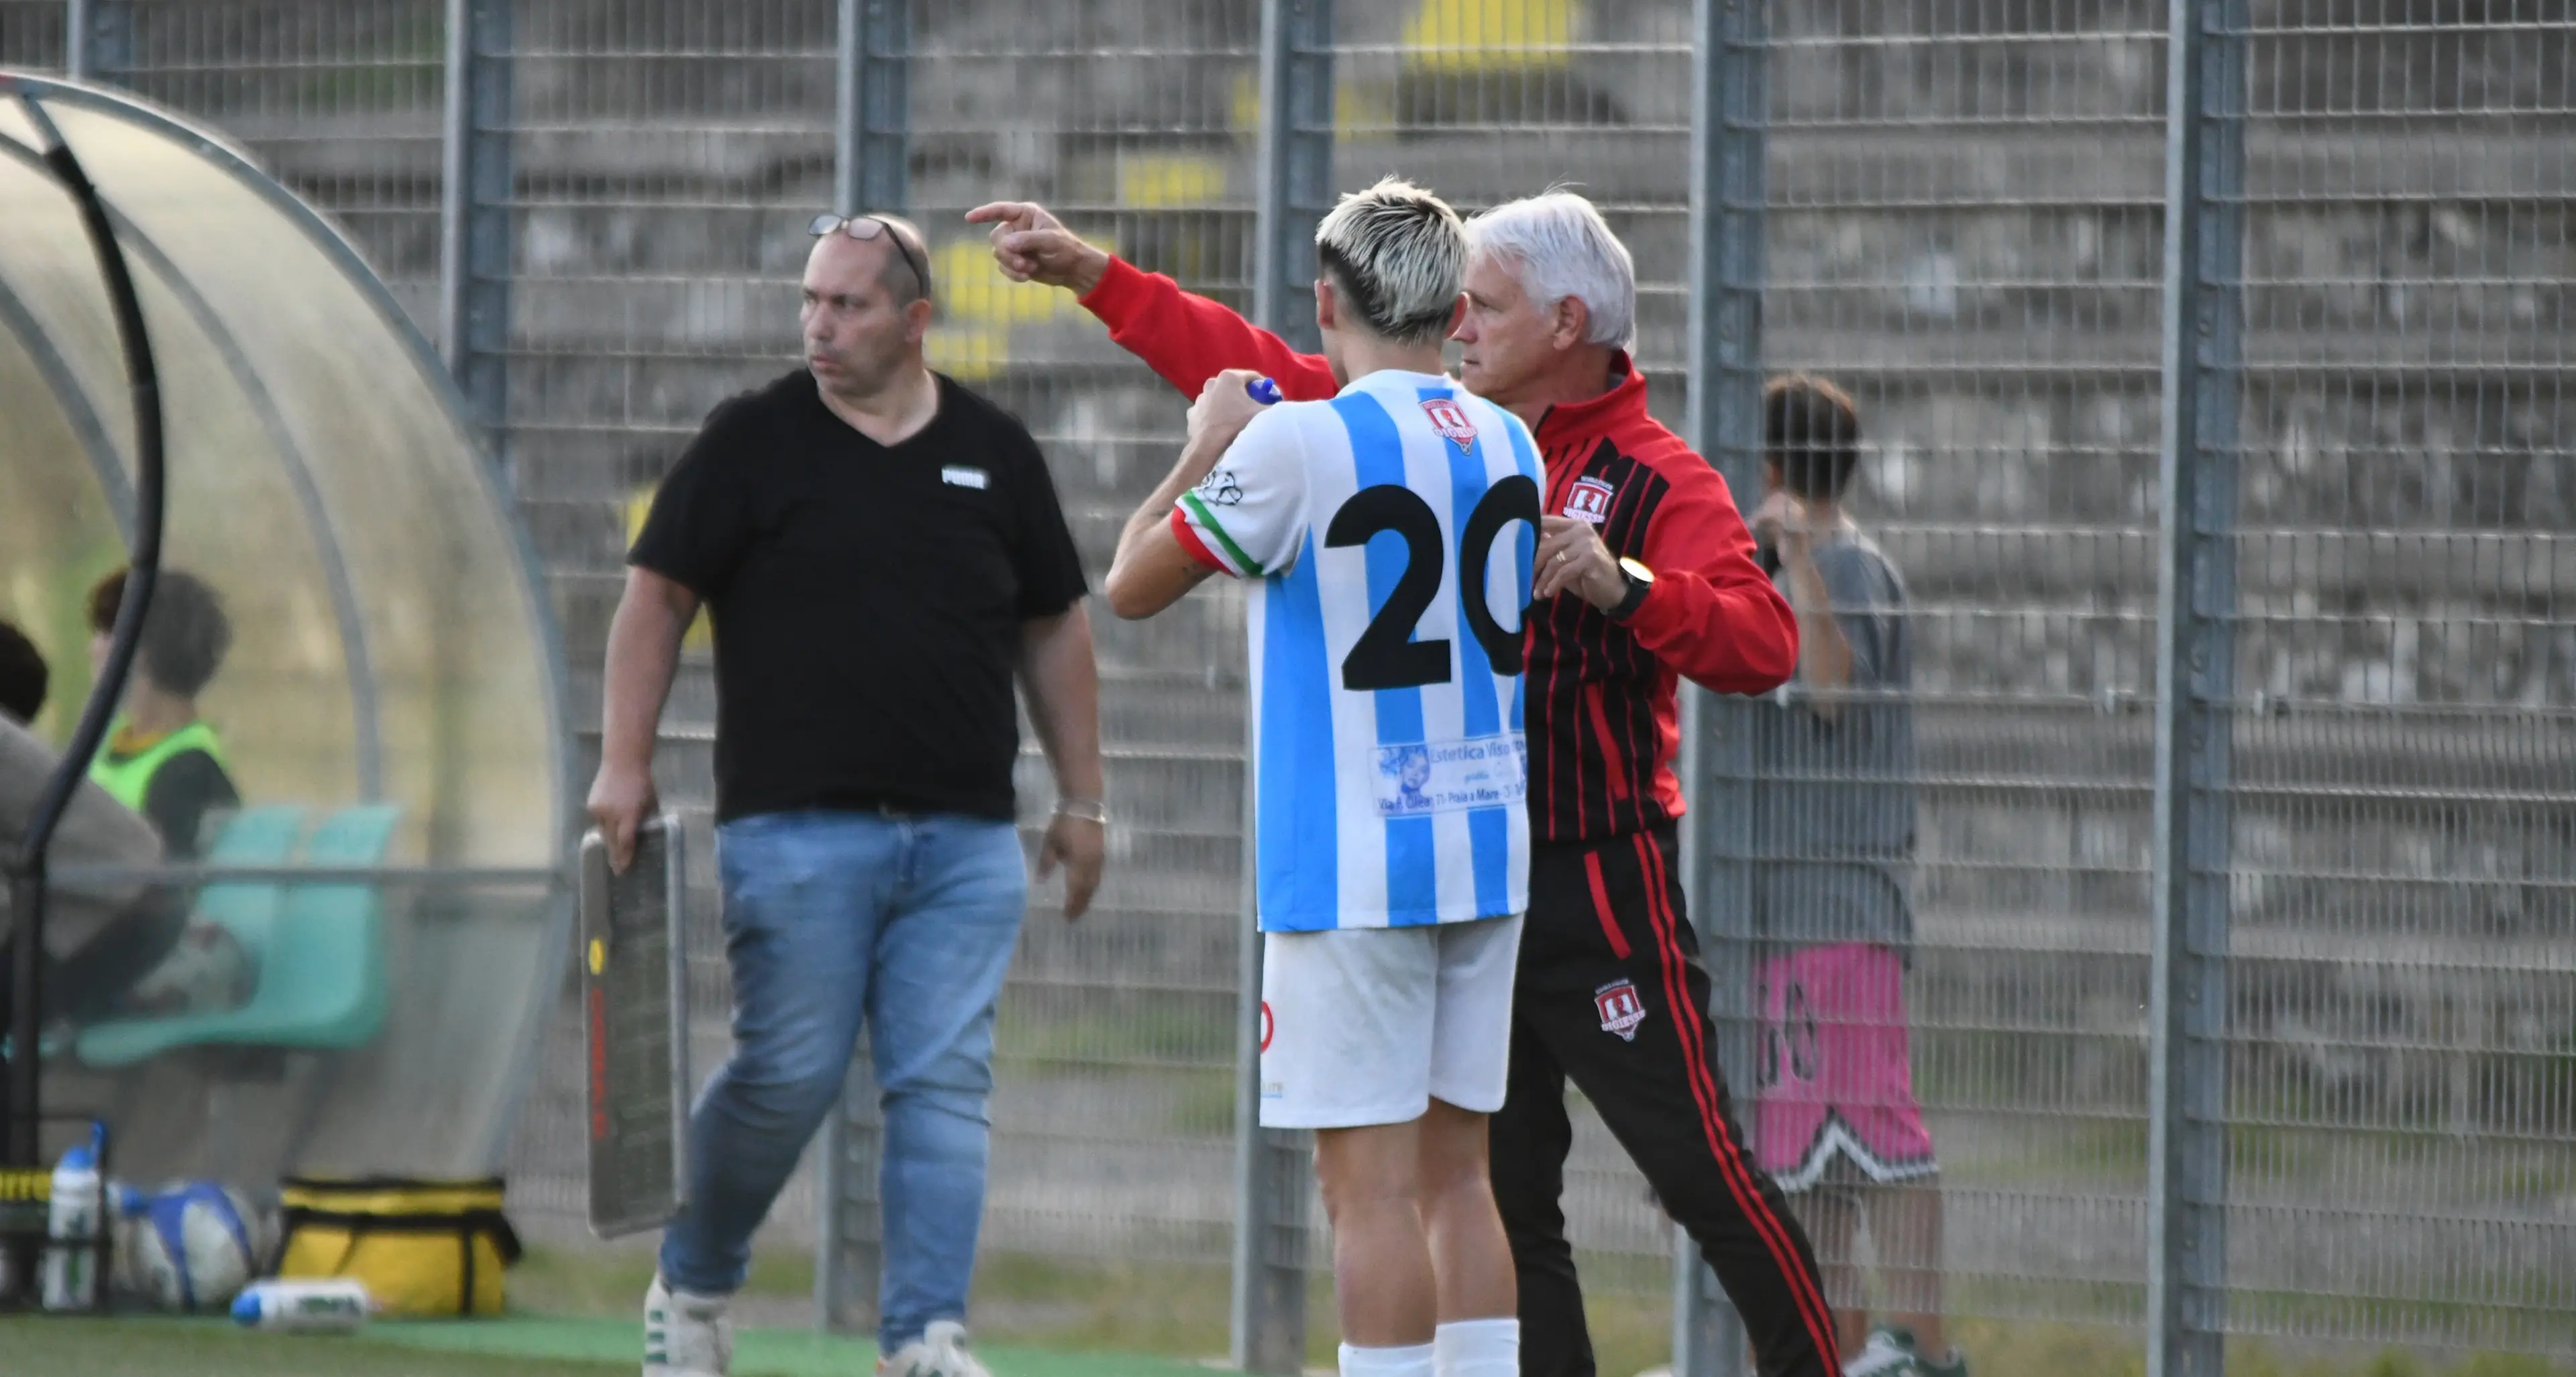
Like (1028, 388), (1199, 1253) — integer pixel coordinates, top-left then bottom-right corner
(1084, 258), (1839, 1377)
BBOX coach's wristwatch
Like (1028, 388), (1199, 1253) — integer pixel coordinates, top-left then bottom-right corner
(1607, 557), (1655, 621)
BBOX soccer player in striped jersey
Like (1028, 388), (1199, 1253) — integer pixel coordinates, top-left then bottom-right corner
(1104, 179), (1540, 1377)
(981, 190), (1838, 1377)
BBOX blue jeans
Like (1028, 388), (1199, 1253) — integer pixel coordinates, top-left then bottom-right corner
(659, 810), (1026, 1352)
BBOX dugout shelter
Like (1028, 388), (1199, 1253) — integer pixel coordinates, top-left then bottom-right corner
(0, 72), (571, 1185)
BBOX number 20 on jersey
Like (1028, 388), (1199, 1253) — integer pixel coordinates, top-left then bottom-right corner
(1324, 476), (1542, 691)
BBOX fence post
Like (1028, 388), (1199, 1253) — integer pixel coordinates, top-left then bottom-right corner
(816, 1043), (883, 1335)
(813, 0), (910, 1339)
(833, 0), (908, 217)
(1250, 0), (1334, 354)
(437, 0), (511, 466)
(64, 0), (129, 82)
(1674, 1), (1767, 1374)
(2149, 0), (2243, 1372)
(1230, 3), (1331, 1370)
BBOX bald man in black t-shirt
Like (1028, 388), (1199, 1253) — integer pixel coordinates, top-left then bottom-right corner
(590, 213), (1102, 1377)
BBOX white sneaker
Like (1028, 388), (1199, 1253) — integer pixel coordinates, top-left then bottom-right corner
(1843, 1326), (1919, 1377)
(877, 1319), (991, 1377)
(643, 1274), (734, 1377)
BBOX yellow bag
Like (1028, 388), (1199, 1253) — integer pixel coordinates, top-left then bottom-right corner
(275, 1176), (522, 1317)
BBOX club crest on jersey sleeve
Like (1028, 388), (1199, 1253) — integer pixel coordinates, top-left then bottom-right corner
(1564, 476), (1615, 525)
(1421, 396), (1478, 451)
(1195, 467), (1244, 506)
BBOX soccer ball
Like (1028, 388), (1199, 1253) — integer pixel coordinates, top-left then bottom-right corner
(109, 1181), (272, 1311)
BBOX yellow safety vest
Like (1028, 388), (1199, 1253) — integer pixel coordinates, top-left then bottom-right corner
(89, 718), (228, 813)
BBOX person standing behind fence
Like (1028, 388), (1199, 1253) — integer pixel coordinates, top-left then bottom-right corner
(0, 620), (48, 727)
(588, 211), (1106, 1377)
(973, 191), (1843, 1377)
(1746, 376), (1960, 1377)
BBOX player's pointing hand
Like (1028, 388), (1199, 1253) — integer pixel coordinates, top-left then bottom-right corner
(965, 200), (1110, 295)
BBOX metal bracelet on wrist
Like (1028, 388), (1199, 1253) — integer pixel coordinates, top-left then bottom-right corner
(1053, 796), (1109, 825)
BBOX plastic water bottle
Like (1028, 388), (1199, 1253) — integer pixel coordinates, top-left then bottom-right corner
(40, 1129), (104, 1311)
(1246, 376), (1283, 405)
(232, 1278), (375, 1332)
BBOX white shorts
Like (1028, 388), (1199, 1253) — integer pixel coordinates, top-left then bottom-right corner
(1258, 913), (1524, 1130)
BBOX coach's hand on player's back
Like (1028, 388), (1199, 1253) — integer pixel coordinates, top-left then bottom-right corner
(966, 200), (1110, 296)
(588, 757), (658, 874)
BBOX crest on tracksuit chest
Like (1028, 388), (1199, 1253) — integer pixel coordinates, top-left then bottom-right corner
(1563, 475), (1615, 525)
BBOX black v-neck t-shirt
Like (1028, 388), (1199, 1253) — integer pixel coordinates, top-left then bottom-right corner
(630, 370), (1087, 822)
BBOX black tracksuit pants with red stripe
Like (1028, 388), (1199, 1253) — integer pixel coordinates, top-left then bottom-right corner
(1494, 825), (1839, 1377)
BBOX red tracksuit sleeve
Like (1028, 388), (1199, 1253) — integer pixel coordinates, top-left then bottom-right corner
(1621, 459), (1800, 693)
(1077, 256), (1340, 402)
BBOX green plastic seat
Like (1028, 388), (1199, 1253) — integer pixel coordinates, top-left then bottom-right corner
(64, 804), (303, 1063)
(76, 804), (397, 1067)
(179, 804), (308, 961)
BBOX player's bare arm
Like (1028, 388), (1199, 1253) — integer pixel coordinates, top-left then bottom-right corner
(1104, 368), (1269, 619)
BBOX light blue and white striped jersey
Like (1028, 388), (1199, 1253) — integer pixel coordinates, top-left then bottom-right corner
(1171, 369), (1544, 932)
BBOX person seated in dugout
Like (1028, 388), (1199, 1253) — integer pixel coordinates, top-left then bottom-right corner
(0, 620), (46, 728)
(85, 567), (241, 861)
(0, 618), (189, 1034)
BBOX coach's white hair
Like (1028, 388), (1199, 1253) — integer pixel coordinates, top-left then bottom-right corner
(1468, 190), (1638, 351)
(1313, 176), (1469, 347)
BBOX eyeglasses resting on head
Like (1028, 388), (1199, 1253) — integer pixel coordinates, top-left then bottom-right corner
(808, 213), (932, 304)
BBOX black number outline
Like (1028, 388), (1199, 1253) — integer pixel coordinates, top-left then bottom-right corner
(1324, 479), (1540, 691)
(1325, 485), (1450, 690)
(1458, 475), (1540, 675)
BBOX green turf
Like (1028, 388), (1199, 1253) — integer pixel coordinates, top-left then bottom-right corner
(15, 1310), (2576, 1377)
(3, 1317), (627, 1377)
(380, 1314), (1216, 1376)
(0, 1315), (1219, 1377)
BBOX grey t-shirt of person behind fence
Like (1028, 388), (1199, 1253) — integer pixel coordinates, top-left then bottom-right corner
(1750, 531), (1918, 954)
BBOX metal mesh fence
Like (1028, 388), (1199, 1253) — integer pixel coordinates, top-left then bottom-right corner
(76, 0), (448, 332)
(2220, 0), (2576, 1354)
(1332, 1), (1697, 1315)
(490, 0), (1267, 1274)
(492, 0), (837, 1241)
(0, 0), (66, 70)
(904, 0), (1258, 1268)
(9, 0), (2575, 1368)
(1754, 0), (2167, 1340)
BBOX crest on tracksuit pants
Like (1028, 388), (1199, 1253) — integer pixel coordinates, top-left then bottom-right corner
(1595, 979), (1647, 1041)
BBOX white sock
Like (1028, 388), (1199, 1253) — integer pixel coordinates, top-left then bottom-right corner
(1433, 1318), (1520, 1377)
(1339, 1340), (1437, 1377)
